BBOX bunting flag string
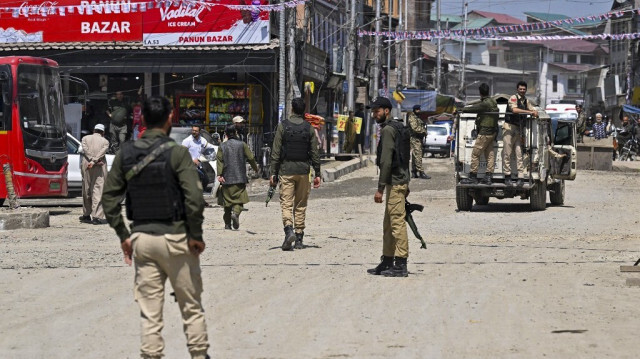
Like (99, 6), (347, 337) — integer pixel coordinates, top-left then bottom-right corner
(0, 0), (309, 18)
(358, 30), (640, 42)
(357, 8), (640, 40)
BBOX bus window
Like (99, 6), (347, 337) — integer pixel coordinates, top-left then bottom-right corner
(18, 64), (65, 135)
(0, 66), (10, 131)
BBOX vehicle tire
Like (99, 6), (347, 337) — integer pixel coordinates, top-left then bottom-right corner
(475, 196), (490, 205)
(530, 180), (547, 211)
(549, 180), (565, 206)
(456, 186), (473, 211)
(0, 198), (4, 207)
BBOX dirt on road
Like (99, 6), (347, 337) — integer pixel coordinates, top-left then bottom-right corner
(1, 158), (639, 359)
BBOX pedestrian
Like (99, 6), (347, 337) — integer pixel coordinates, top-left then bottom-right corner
(504, 81), (538, 187)
(182, 124), (214, 191)
(107, 91), (130, 150)
(459, 83), (499, 185)
(101, 96), (210, 359)
(224, 115), (247, 143)
(408, 104), (430, 179)
(367, 96), (411, 277)
(79, 123), (110, 225)
(575, 104), (587, 143)
(216, 124), (259, 230)
(592, 113), (607, 139)
(269, 97), (322, 251)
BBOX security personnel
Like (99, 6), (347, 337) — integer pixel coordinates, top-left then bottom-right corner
(79, 123), (110, 225)
(102, 96), (210, 359)
(408, 104), (430, 179)
(575, 104), (587, 143)
(460, 83), (499, 185)
(504, 81), (538, 186)
(367, 97), (411, 277)
(270, 97), (322, 251)
(217, 124), (259, 230)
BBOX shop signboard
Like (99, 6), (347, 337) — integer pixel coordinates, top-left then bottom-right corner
(0, 0), (269, 45)
(142, 0), (271, 46)
(0, 1), (142, 43)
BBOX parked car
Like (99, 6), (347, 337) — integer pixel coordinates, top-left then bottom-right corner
(169, 126), (220, 195)
(423, 124), (453, 157)
(66, 132), (115, 197)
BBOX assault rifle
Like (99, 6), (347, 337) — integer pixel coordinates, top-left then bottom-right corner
(265, 171), (279, 207)
(405, 200), (426, 249)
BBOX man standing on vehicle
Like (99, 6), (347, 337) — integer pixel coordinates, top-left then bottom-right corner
(504, 81), (538, 187)
(460, 83), (499, 185)
(367, 97), (411, 277)
(408, 104), (430, 179)
(182, 124), (214, 191)
(102, 96), (210, 359)
(270, 97), (322, 251)
(575, 104), (587, 143)
(79, 123), (110, 225)
(217, 124), (259, 230)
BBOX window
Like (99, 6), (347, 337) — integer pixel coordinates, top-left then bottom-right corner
(567, 75), (581, 94)
(581, 55), (595, 65)
(552, 75), (558, 92)
(567, 54), (577, 63)
(554, 53), (563, 63)
(490, 53), (497, 66)
(465, 52), (472, 64)
(0, 65), (10, 131)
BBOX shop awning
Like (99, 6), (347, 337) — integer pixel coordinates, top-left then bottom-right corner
(622, 104), (640, 115)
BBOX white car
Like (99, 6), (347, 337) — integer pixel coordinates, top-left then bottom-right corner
(66, 132), (115, 197)
(423, 124), (452, 157)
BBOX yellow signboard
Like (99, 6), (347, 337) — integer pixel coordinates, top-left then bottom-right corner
(336, 115), (363, 134)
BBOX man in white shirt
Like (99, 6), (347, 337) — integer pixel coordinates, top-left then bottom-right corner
(182, 125), (210, 164)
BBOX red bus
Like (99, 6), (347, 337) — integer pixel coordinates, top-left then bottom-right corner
(0, 56), (68, 206)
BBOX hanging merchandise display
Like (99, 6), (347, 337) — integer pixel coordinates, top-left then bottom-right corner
(205, 83), (263, 128)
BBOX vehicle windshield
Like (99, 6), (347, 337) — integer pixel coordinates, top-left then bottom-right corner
(428, 126), (448, 136)
(18, 64), (66, 149)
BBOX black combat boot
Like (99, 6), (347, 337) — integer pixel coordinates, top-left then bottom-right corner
(460, 172), (478, 184)
(231, 212), (240, 230)
(367, 256), (394, 275)
(479, 172), (492, 185)
(515, 175), (524, 187)
(381, 257), (408, 277)
(504, 175), (512, 186)
(411, 170), (418, 178)
(281, 225), (296, 251)
(418, 171), (431, 179)
(223, 209), (232, 230)
(294, 232), (304, 249)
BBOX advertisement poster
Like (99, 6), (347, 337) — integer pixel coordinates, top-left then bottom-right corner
(0, 1), (270, 45)
(142, 0), (270, 46)
(336, 115), (362, 134)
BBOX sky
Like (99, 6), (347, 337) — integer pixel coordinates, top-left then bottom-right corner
(435, 0), (616, 20)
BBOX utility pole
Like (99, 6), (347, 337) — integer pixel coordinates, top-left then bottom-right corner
(436, 0), (441, 92)
(396, 0), (403, 116)
(387, 0), (392, 95)
(288, 3), (300, 113)
(458, 1), (468, 101)
(404, 0), (409, 85)
(278, 0), (286, 122)
(373, 0), (381, 99)
(347, 0), (356, 111)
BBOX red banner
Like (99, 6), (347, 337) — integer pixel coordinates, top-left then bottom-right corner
(0, 1), (270, 45)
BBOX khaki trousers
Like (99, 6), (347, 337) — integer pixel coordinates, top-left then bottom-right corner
(383, 184), (409, 258)
(132, 232), (209, 359)
(279, 174), (311, 233)
(82, 164), (107, 219)
(470, 134), (496, 174)
(502, 123), (525, 177)
(410, 137), (424, 172)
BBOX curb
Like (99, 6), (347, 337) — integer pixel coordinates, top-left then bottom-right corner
(322, 156), (373, 182)
(0, 208), (49, 230)
(611, 163), (640, 173)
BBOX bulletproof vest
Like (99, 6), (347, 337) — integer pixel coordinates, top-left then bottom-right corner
(221, 138), (248, 185)
(121, 137), (186, 222)
(506, 95), (528, 125)
(282, 119), (311, 162)
(376, 120), (410, 170)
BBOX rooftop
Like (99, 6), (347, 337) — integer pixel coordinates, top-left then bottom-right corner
(468, 10), (525, 25)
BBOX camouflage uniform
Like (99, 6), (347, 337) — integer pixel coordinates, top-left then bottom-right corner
(407, 111), (427, 176)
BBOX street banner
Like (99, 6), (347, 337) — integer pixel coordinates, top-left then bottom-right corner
(142, 0), (271, 46)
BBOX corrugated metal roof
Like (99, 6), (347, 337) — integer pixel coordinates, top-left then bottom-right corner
(452, 18), (493, 30)
(524, 12), (604, 27)
(469, 10), (525, 25)
(549, 63), (598, 72)
(421, 42), (460, 63)
(0, 39), (279, 52)
(507, 39), (604, 53)
(465, 64), (529, 75)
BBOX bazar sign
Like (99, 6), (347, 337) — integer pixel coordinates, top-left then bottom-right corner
(143, 0), (271, 46)
(0, 0), (141, 42)
(0, 0), (270, 45)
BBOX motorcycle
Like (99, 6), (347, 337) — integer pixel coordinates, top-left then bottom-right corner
(619, 136), (639, 161)
(197, 146), (219, 194)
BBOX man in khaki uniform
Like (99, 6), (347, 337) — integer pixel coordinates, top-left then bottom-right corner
(575, 104), (587, 143)
(367, 97), (411, 278)
(460, 83), (499, 185)
(408, 105), (430, 179)
(79, 124), (110, 225)
(270, 97), (322, 251)
(504, 81), (538, 187)
(102, 96), (210, 359)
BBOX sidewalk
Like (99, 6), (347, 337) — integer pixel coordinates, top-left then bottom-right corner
(320, 155), (374, 182)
